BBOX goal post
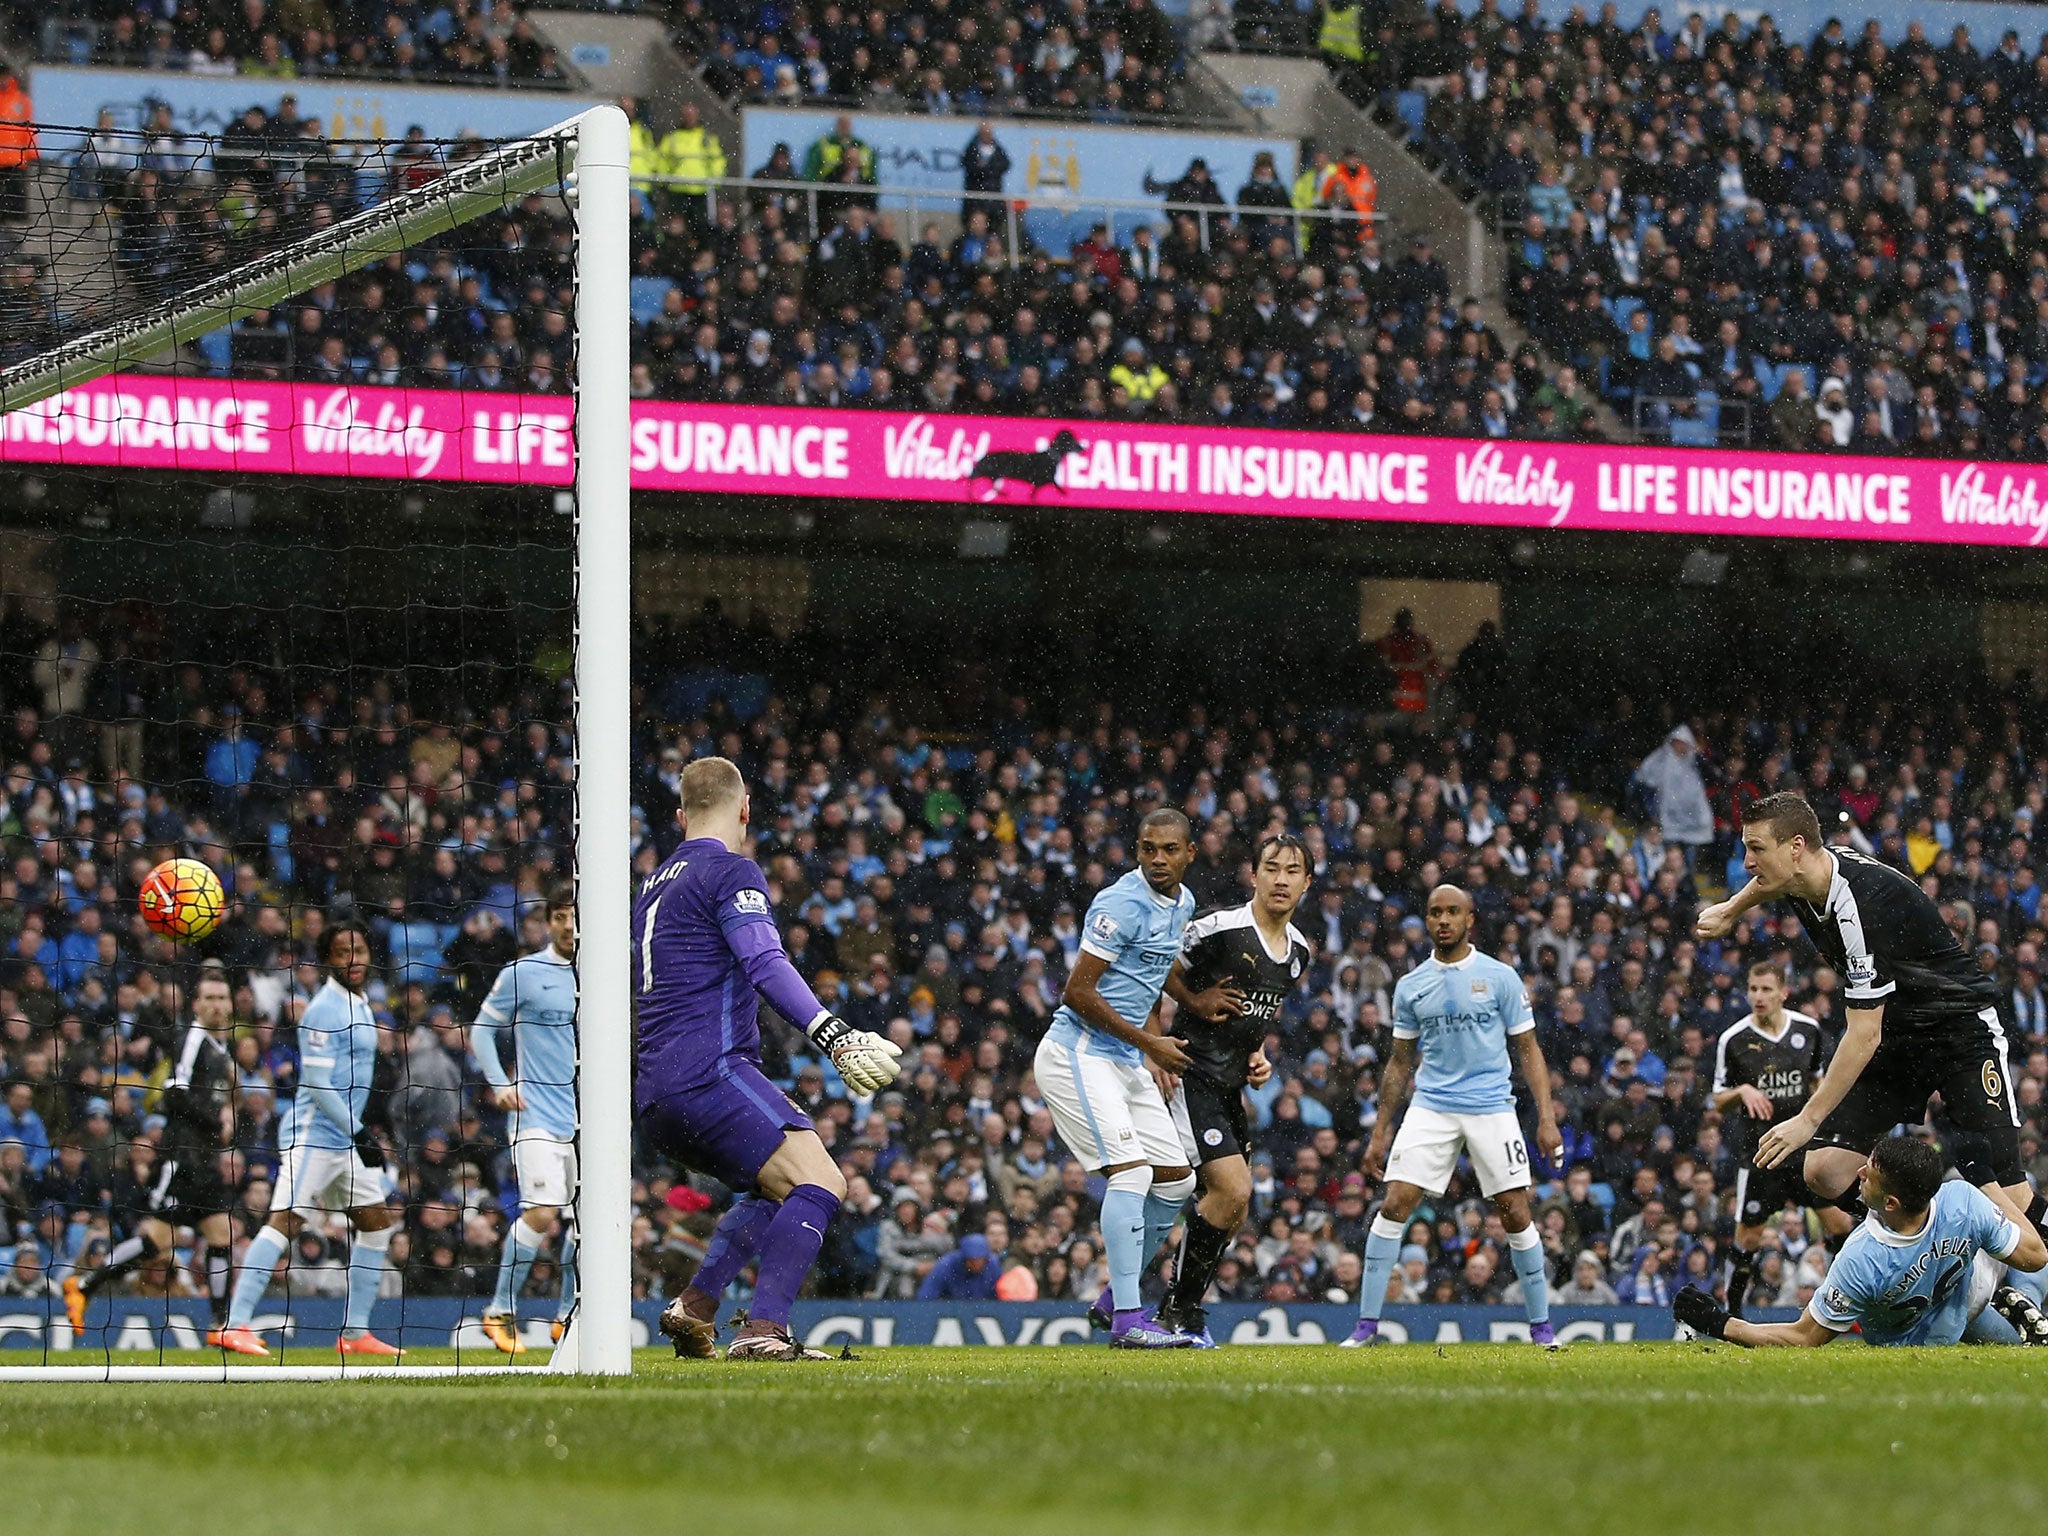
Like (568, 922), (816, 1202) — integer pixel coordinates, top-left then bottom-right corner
(0, 104), (633, 1379)
(566, 103), (633, 1381)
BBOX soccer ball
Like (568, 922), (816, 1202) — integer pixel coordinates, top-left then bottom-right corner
(139, 858), (225, 943)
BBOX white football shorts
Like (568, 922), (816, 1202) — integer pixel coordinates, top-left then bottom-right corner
(1034, 1035), (1184, 1171)
(514, 1133), (578, 1209)
(1384, 1104), (1533, 1197)
(272, 1144), (386, 1216)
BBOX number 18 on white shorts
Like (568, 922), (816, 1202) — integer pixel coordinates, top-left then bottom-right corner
(1384, 1105), (1532, 1197)
(1033, 1036), (1183, 1170)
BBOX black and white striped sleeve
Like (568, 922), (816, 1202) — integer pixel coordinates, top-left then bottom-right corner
(1832, 869), (1896, 1007)
(1711, 1023), (1742, 1094)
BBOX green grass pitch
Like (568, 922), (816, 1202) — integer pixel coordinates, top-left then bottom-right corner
(2, 1344), (2046, 1534)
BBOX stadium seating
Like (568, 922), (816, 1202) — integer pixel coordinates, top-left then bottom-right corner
(20, 0), (571, 89)
(5, 592), (2046, 1313)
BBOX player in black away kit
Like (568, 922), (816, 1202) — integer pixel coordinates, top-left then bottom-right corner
(1698, 792), (2047, 1245)
(1152, 833), (1315, 1346)
(1710, 959), (1853, 1314)
(66, 965), (240, 1335)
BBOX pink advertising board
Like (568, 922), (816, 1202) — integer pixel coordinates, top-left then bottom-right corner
(6, 374), (2048, 548)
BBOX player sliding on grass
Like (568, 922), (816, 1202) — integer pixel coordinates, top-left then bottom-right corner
(1674, 1134), (2048, 1347)
(636, 757), (902, 1362)
(1151, 833), (1312, 1348)
(1697, 793), (2048, 1250)
(1034, 808), (1201, 1349)
(1344, 883), (1563, 1349)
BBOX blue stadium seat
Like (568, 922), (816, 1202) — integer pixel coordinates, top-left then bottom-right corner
(1396, 91), (1427, 143)
(1670, 391), (1720, 446)
(267, 820), (294, 885)
(196, 328), (233, 374)
(388, 919), (446, 989)
(630, 276), (677, 326)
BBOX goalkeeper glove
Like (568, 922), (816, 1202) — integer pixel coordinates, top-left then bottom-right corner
(1673, 1286), (1730, 1342)
(352, 1126), (385, 1170)
(808, 1013), (903, 1096)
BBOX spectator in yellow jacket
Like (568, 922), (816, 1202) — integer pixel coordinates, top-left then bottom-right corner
(1108, 337), (1167, 404)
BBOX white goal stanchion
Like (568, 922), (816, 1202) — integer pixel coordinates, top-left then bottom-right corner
(0, 104), (632, 1380)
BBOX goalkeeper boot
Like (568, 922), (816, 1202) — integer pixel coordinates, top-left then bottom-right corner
(1992, 1285), (2048, 1346)
(480, 1312), (527, 1356)
(1339, 1318), (1388, 1348)
(552, 1319), (567, 1345)
(207, 1325), (271, 1358)
(336, 1331), (405, 1358)
(726, 1324), (834, 1361)
(659, 1297), (720, 1360)
(61, 1276), (86, 1340)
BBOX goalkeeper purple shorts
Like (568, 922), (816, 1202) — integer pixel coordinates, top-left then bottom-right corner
(636, 1058), (812, 1190)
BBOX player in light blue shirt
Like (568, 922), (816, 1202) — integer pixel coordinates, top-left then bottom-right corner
(1677, 1134), (2048, 1347)
(472, 886), (580, 1354)
(218, 924), (403, 1357)
(1033, 809), (1202, 1347)
(1042, 870), (1196, 1068)
(1346, 884), (1562, 1349)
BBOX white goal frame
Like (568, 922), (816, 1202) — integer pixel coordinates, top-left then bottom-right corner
(0, 105), (634, 1379)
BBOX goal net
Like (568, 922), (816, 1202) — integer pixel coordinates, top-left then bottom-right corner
(0, 106), (631, 1378)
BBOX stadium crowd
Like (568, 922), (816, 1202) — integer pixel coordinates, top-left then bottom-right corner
(6, 590), (2048, 1326)
(11, 0), (570, 87)
(22, 0), (2048, 452)
(671, 0), (1193, 121)
(1311, 1), (2048, 451)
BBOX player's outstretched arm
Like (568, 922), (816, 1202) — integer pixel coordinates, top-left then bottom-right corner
(1696, 879), (1769, 940)
(1675, 1287), (1836, 1348)
(1726, 1310), (1838, 1348)
(1064, 952), (1189, 1071)
(726, 913), (902, 1095)
(1755, 1005), (1881, 1170)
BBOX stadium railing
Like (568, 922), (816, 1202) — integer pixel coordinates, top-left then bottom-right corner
(644, 171), (1384, 257)
(1633, 393), (1753, 449)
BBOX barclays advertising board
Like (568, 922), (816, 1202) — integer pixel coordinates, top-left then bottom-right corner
(0, 1298), (1756, 1352)
(741, 106), (1295, 247)
(27, 66), (601, 158)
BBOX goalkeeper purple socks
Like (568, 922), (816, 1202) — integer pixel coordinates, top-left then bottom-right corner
(688, 1193), (781, 1306)
(747, 1185), (840, 1328)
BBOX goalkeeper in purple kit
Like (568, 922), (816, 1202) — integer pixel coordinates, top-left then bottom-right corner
(633, 756), (902, 1361)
